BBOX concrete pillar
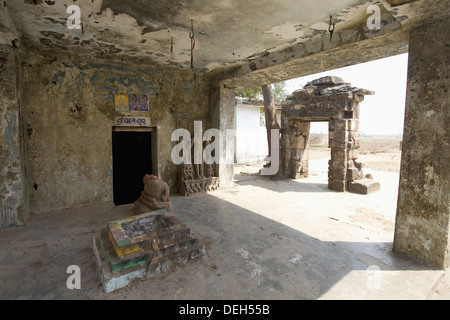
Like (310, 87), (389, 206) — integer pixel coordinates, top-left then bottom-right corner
(209, 85), (236, 189)
(0, 45), (28, 228)
(393, 15), (450, 269)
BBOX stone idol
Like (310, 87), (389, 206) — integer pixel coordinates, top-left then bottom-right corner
(94, 209), (205, 293)
(93, 174), (205, 293)
(134, 174), (171, 214)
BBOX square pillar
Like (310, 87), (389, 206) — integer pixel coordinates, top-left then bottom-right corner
(393, 15), (450, 269)
(209, 85), (236, 189)
(281, 119), (310, 179)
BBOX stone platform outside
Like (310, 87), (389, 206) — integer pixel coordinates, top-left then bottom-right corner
(93, 209), (205, 293)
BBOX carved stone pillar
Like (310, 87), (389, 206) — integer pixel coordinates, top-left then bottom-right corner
(281, 76), (379, 193)
(177, 119), (219, 196)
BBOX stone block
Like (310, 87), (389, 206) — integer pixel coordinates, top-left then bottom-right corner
(348, 179), (380, 194)
(347, 167), (364, 181)
(334, 120), (348, 132)
(291, 148), (306, 161)
(329, 168), (346, 180)
(343, 101), (354, 111)
(97, 227), (153, 273)
(332, 138), (347, 149)
(289, 135), (306, 149)
(348, 130), (360, 142)
(304, 135), (310, 148)
(354, 160), (364, 169)
(329, 180), (347, 192)
(331, 148), (348, 162)
(93, 236), (148, 294)
(328, 158), (346, 170)
(348, 148), (359, 159)
(328, 132), (334, 148)
(94, 210), (206, 293)
(348, 119), (359, 132)
(346, 138), (356, 149)
(107, 210), (190, 258)
(353, 103), (360, 119)
(93, 234), (206, 293)
(307, 76), (345, 86)
(280, 135), (290, 149)
(334, 91), (354, 100)
(333, 128), (348, 141)
(296, 121), (311, 133)
(292, 87), (316, 100)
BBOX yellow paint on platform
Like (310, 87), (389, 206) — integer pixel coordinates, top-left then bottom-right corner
(108, 230), (142, 257)
(106, 210), (169, 258)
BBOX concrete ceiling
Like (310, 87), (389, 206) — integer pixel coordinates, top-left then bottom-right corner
(0, 0), (429, 74)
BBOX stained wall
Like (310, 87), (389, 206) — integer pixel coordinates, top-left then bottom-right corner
(0, 45), (28, 227)
(18, 46), (210, 215)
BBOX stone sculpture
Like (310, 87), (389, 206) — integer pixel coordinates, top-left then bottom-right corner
(93, 209), (206, 293)
(177, 119), (219, 196)
(134, 174), (171, 214)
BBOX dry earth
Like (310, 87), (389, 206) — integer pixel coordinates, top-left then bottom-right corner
(236, 135), (403, 175)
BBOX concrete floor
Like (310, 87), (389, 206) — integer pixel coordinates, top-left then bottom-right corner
(0, 162), (447, 299)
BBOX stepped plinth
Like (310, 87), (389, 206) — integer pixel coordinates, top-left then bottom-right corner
(93, 209), (205, 293)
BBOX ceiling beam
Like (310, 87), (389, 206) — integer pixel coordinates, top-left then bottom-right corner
(386, 0), (419, 6)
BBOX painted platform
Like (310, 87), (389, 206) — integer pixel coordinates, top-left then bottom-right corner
(93, 209), (206, 293)
(107, 209), (190, 257)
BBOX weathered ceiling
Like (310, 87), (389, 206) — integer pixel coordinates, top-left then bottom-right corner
(0, 0), (433, 74)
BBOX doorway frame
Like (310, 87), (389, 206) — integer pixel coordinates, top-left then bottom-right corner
(112, 126), (159, 178)
(111, 126), (159, 203)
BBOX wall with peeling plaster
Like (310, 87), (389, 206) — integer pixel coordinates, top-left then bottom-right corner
(0, 45), (28, 228)
(20, 46), (210, 215)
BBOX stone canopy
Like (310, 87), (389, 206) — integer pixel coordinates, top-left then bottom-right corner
(280, 76), (379, 194)
(286, 76), (374, 106)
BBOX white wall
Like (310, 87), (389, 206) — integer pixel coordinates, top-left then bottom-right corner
(235, 104), (268, 164)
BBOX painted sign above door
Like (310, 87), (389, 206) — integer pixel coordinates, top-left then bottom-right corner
(115, 116), (151, 127)
(115, 94), (149, 112)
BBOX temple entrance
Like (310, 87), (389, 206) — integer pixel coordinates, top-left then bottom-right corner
(308, 124), (330, 179)
(112, 129), (153, 206)
(280, 76), (380, 194)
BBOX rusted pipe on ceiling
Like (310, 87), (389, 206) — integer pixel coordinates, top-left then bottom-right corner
(189, 19), (195, 68)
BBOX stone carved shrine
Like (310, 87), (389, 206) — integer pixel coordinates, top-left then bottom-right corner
(134, 174), (171, 214)
(281, 76), (380, 194)
(177, 119), (220, 196)
(94, 174), (205, 293)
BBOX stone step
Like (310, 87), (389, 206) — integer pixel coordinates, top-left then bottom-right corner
(93, 233), (206, 293)
(107, 210), (191, 257)
(146, 242), (206, 279)
(94, 234), (150, 293)
(154, 236), (200, 258)
(98, 225), (202, 273)
(97, 227), (153, 272)
(348, 178), (380, 194)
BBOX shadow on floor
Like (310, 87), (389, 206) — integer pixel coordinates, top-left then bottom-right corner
(235, 175), (331, 193)
(0, 189), (440, 300)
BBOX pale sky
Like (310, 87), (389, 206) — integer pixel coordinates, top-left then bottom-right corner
(283, 53), (409, 136)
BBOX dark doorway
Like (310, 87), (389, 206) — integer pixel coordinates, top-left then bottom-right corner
(112, 130), (152, 206)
